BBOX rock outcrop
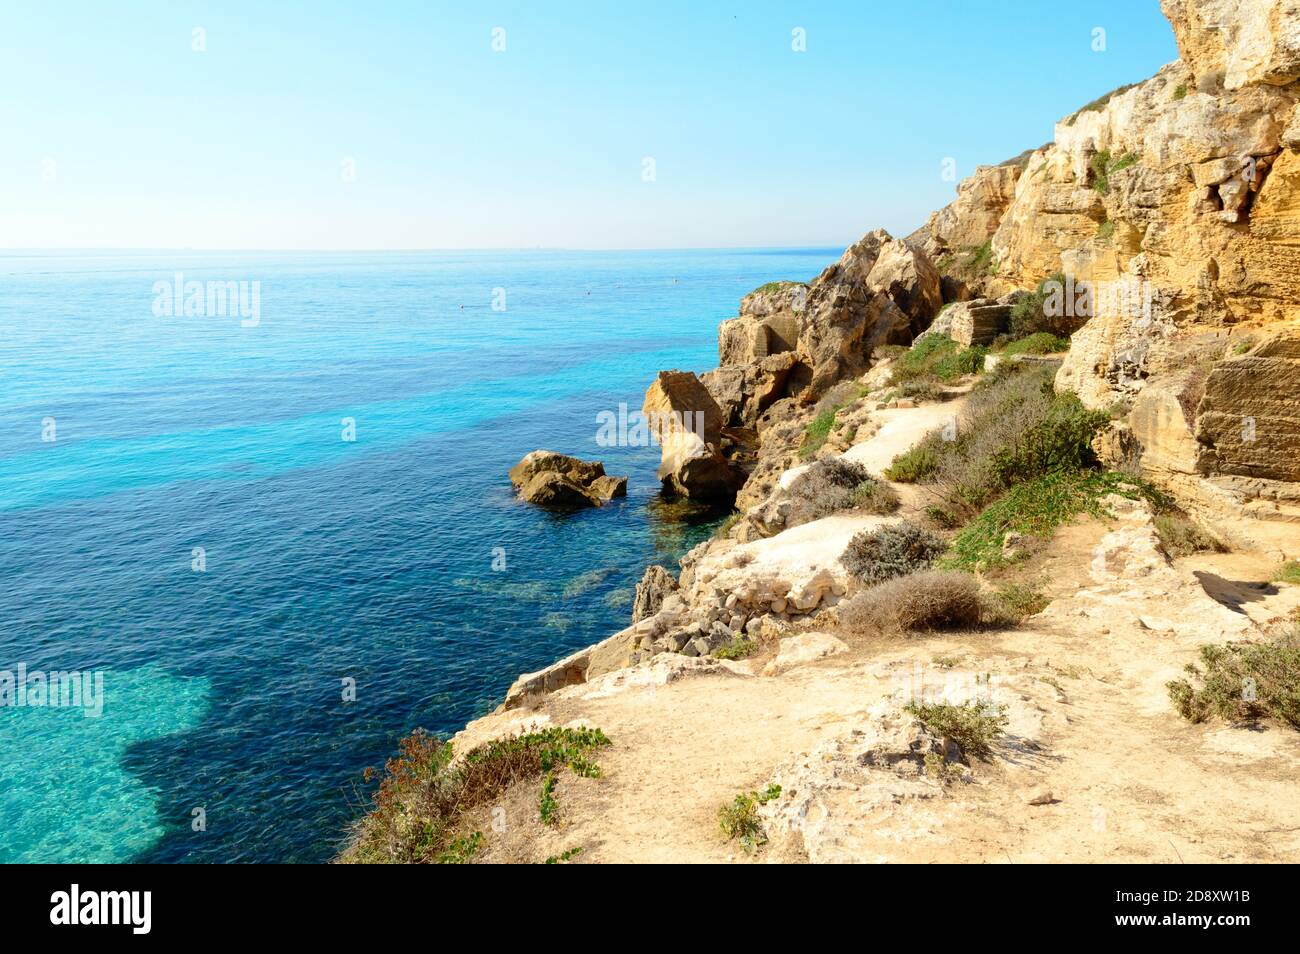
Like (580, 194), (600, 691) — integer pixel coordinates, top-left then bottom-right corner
(799, 230), (943, 397)
(1195, 330), (1300, 481)
(508, 451), (627, 508)
(643, 371), (744, 501)
(631, 564), (678, 623)
(697, 229), (941, 437)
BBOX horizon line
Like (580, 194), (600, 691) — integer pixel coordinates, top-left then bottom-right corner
(0, 243), (854, 255)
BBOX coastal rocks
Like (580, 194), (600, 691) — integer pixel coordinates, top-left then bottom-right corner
(740, 280), (810, 318)
(718, 309), (802, 365)
(502, 625), (640, 709)
(643, 371), (745, 501)
(632, 565), (678, 623)
(508, 450), (627, 508)
(1194, 331), (1300, 481)
(799, 230), (942, 397)
(702, 352), (802, 428)
(921, 298), (1012, 346)
(911, 161), (1024, 256)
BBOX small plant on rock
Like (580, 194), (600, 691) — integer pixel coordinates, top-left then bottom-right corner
(905, 701), (1008, 759)
(718, 783), (782, 853)
(713, 636), (757, 660)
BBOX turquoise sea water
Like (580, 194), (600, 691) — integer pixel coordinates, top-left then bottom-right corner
(0, 248), (835, 863)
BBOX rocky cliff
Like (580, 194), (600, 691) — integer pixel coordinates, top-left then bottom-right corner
(653, 0), (1300, 553)
(352, 2), (1300, 865)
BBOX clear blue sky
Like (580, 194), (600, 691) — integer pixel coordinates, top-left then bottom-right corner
(0, 1), (1178, 250)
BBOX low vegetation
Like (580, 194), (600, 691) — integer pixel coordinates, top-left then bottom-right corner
(787, 457), (899, 519)
(983, 580), (1051, 624)
(1271, 561), (1300, 585)
(885, 442), (940, 482)
(1154, 512), (1227, 558)
(1168, 635), (1300, 729)
(886, 363), (1110, 522)
(996, 331), (1071, 356)
(841, 521), (946, 585)
(942, 470), (1162, 571)
(904, 701), (1008, 759)
(1008, 272), (1086, 338)
(799, 408), (838, 459)
(936, 240), (997, 281)
(343, 726), (610, 864)
(544, 846), (583, 864)
(1090, 150), (1139, 195)
(838, 569), (985, 635)
(718, 783), (782, 853)
(1065, 82), (1139, 125)
(750, 280), (806, 298)
(713, 636), (758, 660)
(891, 334), (986, 387)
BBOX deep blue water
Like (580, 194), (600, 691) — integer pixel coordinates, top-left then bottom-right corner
(0, 248), (834, 863)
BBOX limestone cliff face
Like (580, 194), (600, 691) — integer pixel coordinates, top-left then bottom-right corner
(651, 2), (1300, 525)
(912, 0), (1300, 544)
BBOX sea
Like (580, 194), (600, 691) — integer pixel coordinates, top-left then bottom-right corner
(0, 247), (836, 863)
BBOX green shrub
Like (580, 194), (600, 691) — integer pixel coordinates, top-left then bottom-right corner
(904, 701), (1008, 758)
(1271, 561), (1300, 585)
(788, 457), (897, 518)
(933, 345), (988, 380)
(885, 438), (943, 482)
(342, 726), (611, 864)
(891, 334), (960, 383)
(1168, 637), (1300, 729)
(718, 784), (782, 853)
(841, 521), (947, 584)
(799, 408), (838, 459)
(914, 364), (1108, 518)
(984, 392), (1109, 490)
(1009, 272), (1083, 338)
(1173, 83), (1187, 100)
(713, 637), (758, 660)
(838, 569), (984, 635)
(942, 470), (1162, 571)
(851, 478), (901, 515)
(1096, 219), (1115, 241)
(983, 580), (1051, 625)
(1154, 513), (1226, 558)
(999, 332), (1071, 356)
(1090, 150), (1139, 195)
